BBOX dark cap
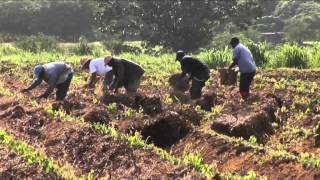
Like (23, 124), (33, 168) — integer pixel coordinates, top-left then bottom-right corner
(176, 50), (185, 61)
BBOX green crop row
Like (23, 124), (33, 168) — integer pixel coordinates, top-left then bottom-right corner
(0, 129), (92, 180)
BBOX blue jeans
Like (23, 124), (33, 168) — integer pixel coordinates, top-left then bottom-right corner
(56, 72), (73, 100)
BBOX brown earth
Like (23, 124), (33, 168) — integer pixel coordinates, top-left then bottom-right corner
(0, 97), (200, 179)
(0, 144), (58, 180)
(171, 131), (320, 179)
(211, 91), (282, 141)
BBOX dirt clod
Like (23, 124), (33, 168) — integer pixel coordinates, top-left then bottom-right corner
(135, 95), (162, 116)
(0, 105), (25, 119)
(83, 107), (110, 124)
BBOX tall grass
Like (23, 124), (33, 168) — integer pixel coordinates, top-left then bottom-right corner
(308, 42), (320, 68)
(1, 41), (320, 76)
(197, 47), (231, 69)
(269, 44), (310, 68)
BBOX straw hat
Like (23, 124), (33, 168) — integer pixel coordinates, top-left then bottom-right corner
(80, 57), (92, 69)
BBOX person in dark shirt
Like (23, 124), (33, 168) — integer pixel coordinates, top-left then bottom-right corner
(21, 62), (73, 100)
(104, 56), (144, 95)
(176, 50), (210, 99)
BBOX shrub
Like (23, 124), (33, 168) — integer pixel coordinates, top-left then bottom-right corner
(247, 42), (270, 67)
(269, 44), (309, 68)
(103, 37), (142, 55)
(74, 36), (92, 55)
(308, 42), (320, 68)
(15, 33), (59, 53)
(197, 47), (231, 69)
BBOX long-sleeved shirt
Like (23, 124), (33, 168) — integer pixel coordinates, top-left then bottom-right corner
(180, 56), (210, 80)
(26, 62), (73, 97)
(232, 43), (256, 73)
(109, 58), (144, 89)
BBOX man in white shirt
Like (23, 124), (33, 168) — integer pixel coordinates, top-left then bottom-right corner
(228, 37), (257, 100)
(81, 57), (113, 89)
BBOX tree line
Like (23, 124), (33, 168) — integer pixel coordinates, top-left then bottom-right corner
(0, 0), (319, 51)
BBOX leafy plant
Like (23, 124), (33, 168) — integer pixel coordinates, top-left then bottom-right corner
(16, 33), (59, 53)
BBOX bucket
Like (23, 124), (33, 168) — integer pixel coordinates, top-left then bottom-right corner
(168, 73), (190, 92)
(218, 68), (237, 85)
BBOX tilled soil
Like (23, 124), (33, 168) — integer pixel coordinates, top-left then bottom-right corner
(0, 97), (200, 179)
(171, 131), (320, 179)
(211, 90), (281, 141)
(1, 70), (320, 179)
(0, 144), (58, 180)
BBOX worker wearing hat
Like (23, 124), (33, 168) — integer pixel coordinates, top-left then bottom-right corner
(81, 57), (113, 90)
(228, 37), (256, 100)
(21, 62), (73, 100)
(104, 56), (144, 94)
(175, 50), (210, 99)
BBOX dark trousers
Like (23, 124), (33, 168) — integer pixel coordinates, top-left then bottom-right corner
(239, 71), (255, 98)
(56, 72), (73, 100)
(190, 73), (209, 99)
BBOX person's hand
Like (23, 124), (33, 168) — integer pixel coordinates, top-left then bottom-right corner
(21, 88), (29, 93)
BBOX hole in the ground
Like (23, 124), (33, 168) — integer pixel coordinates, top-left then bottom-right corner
(141, 112), (192, 148)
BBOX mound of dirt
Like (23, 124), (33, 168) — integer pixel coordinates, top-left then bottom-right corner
(102, 93), (135, 107)
(52, 100), (86, 114)
(83, 107), (110, 124)
(176, 107), (203, 126)
(168, 73), (190, 92)
(212, 93), (281, 141)
(195, 92), (217, 111)
(0, 146), (58, 179)
(135, 95), (162, 116)
(169, 89), (190, 103)
(141, 111), (193, 148)
(0, 98), (19, 110)
(0, 105), (25, 119)
(56, 127), (198, 178)
(103, 93), (163, 116)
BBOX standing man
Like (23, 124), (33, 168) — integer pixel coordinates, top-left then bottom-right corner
(104, 56), (144, 95)
(21, 62), (73, 101)
(228, 37), (256, 100)
(176, 50), (210, 99)
(81, 57), (113, 89)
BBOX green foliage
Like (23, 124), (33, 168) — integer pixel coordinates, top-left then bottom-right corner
(0, 129), (81, 179)
(269, 44), (309, 68)
(74, 36), (92, 55)
(182, 147), (216, 179)
(106, 102), (117, 113)
(0, 1), (97, 41)
(247, 42), (270, 67)
(197, 47), (231, 69)
(15, 33), (59, 53)
(96, 0), (262, 52)
(275, 1), (320, 41)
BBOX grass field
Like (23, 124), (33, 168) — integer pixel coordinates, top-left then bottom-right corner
(0, 43), (320, 179)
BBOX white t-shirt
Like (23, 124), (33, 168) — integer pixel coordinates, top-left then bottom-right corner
(232, 43), (256, 73)
(89, 58), (112, 76)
